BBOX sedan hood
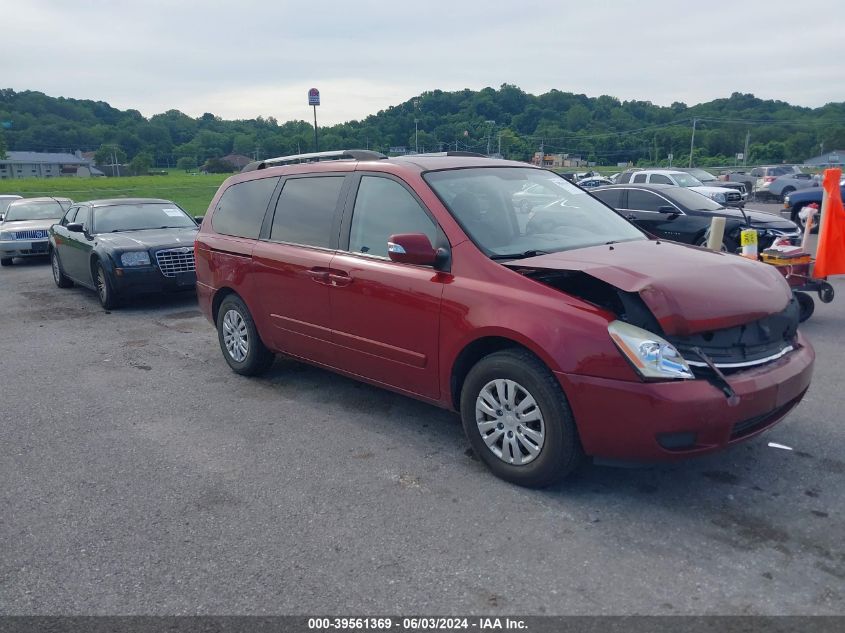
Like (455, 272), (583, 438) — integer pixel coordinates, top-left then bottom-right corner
(694, 206), (797, 229)
(689, 185), (733, 197)
(2, 219), (61, 232)
(95, 227), (198, 250)
(507, 240), (792, 336)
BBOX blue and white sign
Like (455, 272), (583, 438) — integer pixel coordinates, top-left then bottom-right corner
(308, 88), (320, 106)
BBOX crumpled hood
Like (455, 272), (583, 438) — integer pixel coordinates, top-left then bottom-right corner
(95, 227), (198, 250)
(508, 239), (792, 336)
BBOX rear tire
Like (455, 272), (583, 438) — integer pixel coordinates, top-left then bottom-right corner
(460, 349), (582, 487)
(1, 257), (12, 266)
(217, 294), (274, 376)
(51, 249), (73, 288)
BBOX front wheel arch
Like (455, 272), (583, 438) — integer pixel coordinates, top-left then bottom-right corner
(450, 336), (555, 412)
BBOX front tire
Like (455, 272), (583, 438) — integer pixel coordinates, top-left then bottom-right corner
(460, 349), (582, 487)
(51, 249), (73, 288)
(95, 261), (120, 309)
(217, 294), (274, 376)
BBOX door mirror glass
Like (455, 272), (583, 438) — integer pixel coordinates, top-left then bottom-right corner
(387, 233), (437, 266)
(67, 222), (84, 233)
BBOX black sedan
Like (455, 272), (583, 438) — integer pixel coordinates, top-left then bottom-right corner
(48, 198), (200, 308)
(578, 184), (800, 251)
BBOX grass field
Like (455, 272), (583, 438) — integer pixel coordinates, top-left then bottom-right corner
(0, 171), (230, 216)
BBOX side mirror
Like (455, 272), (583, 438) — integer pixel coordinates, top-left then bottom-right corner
(194, 215), (204, 225)
(658, 206), (679, 217)
(387, 233), (439, 266)
(67, 223), (84, 233)
(0, 213), (4, 222)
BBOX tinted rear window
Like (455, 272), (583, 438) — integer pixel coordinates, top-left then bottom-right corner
(270, 176), (345, 248)
(212, 177), (279, 239)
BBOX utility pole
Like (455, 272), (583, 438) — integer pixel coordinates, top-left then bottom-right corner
(413, 99), (420, 154)
(498, 132), (502, 157)
(743, 131), (750, 168)
(485, 120), (495, 156)
(688, 118), (697, 168)
(539, 139), (544, 166)
(653, 135), (658, 166)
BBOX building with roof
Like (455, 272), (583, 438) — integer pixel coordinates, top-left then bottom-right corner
(0, 151), (102, 179)
(803, 150), (844, 168)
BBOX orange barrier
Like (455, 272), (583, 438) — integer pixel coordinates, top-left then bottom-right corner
(813, 167), (845, 278)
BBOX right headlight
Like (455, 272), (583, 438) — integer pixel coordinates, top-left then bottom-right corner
(120, 251), (151, 267)
(0, 231), (14, 241)
(608, 320), (694, 380)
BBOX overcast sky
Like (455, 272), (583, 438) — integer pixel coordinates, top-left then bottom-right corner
(3, 0), (843, 125)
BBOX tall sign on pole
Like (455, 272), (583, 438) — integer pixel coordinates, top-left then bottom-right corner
(308, 88), (320, 152)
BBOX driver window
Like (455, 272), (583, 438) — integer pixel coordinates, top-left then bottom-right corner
(632, 173), (647, 183)
(61, 207), (79, 226)
(349, 176), (437, 259)
(650, 174), (673, 185)
(75, 206), (91, 230)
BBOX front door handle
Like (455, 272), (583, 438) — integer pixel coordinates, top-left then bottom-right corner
(306, 268), (331, 284)
(327, 272), (352, 287)
(625, 214), (637, 221)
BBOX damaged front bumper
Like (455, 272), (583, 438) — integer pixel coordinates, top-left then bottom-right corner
(557, 331), (814, 462)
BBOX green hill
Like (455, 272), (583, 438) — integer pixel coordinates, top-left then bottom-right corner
(1, 85), (843, 167)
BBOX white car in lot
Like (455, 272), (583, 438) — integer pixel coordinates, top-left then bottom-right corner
(0, 197), (72, 266)
(617, 169), (745, 207)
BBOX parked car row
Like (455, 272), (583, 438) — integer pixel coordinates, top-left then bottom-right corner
(0, 194), (200, 307)
(0, 152), (815, 488)
(723, 165), (820, 201)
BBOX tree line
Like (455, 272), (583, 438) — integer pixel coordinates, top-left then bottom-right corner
(1, 85), (844, 169)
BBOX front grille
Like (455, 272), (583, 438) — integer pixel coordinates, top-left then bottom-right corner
(725, 191), (742, 203)
(13, 229), (49, 240)
(155, 247), (195, 277)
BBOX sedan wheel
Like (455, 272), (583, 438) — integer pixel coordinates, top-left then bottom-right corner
(95, 262), (119, 309)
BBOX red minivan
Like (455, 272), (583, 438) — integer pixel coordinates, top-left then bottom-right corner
(195, 151), (814, 487)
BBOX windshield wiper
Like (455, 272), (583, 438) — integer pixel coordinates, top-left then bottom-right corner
(490, 249), (551, 260)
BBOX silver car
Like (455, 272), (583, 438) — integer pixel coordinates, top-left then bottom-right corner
(0, 197), (73, 266)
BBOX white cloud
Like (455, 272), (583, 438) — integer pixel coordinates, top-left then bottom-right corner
(2, 0), (842, 123)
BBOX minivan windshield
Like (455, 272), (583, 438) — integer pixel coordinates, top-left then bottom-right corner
(425, 167), (646, 258)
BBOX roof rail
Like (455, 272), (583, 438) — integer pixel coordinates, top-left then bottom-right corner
(409, 151), (488, 158)
(241, 149), (387, 172)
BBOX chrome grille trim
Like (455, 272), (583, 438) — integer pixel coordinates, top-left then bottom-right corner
(155, 247), (195, 278)
(13, 229), (49, 240)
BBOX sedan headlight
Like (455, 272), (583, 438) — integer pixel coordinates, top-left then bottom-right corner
(120, 251), (151, 267)
(784, 195), (791, 207)
(608, 320), (694, 380)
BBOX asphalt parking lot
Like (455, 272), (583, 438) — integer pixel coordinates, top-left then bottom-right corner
(1, 220), (843, 615)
